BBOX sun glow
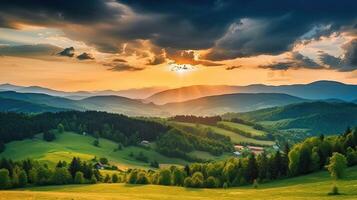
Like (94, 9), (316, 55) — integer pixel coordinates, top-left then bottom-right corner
(169, 63), (195, 74)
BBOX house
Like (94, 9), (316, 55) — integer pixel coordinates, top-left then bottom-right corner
(94, 162), (104, 170)
(233, 151), (241, 157)
(140, 140), (150, 147)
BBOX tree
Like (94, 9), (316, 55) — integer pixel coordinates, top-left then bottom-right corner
(0, 168), (11, 189)
(18, 170), (28, 187)
(171, 167), (185, 186)
(112, 174), (119, 183)
(191, 172), (204, 188)
(246, 154), (258, 183)
(99, 157), (109, 165)
(90, 174), (97, 184)
(0, 141), (5, 153)
(74, 171), (85, 184)
(158, 169), (171, 185)
(327, 152), (347, 179)
(52, 168), (71, 185)
(68, 157), (81, 178)
(136, 171), (149, 184)
(206, 176), (218, 188)
(104, 174), (111, 183)
(183, 177), (192, 187)
(93, 139), (100, 147)
(43, 131), (56, 142)
(57, 123), (65, 133)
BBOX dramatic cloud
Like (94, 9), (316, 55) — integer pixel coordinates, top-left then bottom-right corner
(319, 39), (357, 71)
(0, 0), (356, 64)
(0, 44), (61, 56)
(166, 49), (223, 66)
(112, 58), (127, 62)
(260, 52), (323, 70)
(58, 47), (75, 57)
(77, 52), (94, 60)
(104, 62), (143, 72)
(225, 65), (242, 70)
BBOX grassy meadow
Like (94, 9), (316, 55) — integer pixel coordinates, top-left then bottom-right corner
(0, 132), (188, 169)
(171, 121), (274, 146)
(1, 166), (356, 200)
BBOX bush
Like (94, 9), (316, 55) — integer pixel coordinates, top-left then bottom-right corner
(327, 153), (347, 179)
(135, 152), (149, 163)
(74, 171), (85, 184)
(104, 174), (111, 183)
(43, 131), (56, 142)
(253, 179), (259, 189)
(52, 168), (71, 185)
(99, 157), (109, 165)
(112, 174), (119, 183)
(150, 160), (159, 168)
(136, 172), (149, 184)
(223, 182), (228, 189)
(191, 172), (204, 188)
(90, 174), (97, 184)
(183, 177), (193, 187)
(0, 168), (11, 189)
(328, 184), (340, 195)
(93, 139), (100, 147)
(18, 170), (28, 187)
(158, 169), (171, 185)
(206, 176), (218, 188)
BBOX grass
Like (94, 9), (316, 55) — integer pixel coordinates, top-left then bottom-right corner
(172, 121), (274, 146)
(217, 121), (267, 136)
(0, 132), (188, 169)
(2, 166), (357, 200)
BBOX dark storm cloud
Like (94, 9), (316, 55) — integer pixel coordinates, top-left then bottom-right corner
(103, 62), (144, 72)
(77, 53), (94, 60)
(260, 52), (323, 70)
(58, 47), (75, 57)
(319, 39), (357, 72)
(0, 44), (61, 56)
(0, 0), (356, 61)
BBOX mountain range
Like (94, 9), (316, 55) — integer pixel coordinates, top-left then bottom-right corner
(0, 80), (356, 117)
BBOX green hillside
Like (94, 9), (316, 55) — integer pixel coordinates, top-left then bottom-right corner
(0, 132), (189, 169)
(171, 121), (274, 146)
(2, 166), (357, 200)
(224, 102), (357, 135)
(217, 121), (267, 136)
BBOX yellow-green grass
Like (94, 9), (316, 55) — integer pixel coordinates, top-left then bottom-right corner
(2, 166), (357, 200)
(172, 122), (274, 146)
(187, 150), (232, 161)
(217, 121), (267, 136)
(0, 132), (187, 169)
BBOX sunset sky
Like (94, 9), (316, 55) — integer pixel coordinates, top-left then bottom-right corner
(0, 0), (356, 91)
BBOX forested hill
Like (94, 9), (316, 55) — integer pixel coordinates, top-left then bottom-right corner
(0, 97), (66, 113)
(224, 102), (357, 135)
(0, 111), (169, 144)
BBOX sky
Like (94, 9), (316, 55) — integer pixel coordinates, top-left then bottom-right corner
(0, 0), (356, 91)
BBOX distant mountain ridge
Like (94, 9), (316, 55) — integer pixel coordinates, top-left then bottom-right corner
(0, 83), (167, 99)
(224, 101), (357, 135)
(0, 97), (66, 113)
(146, 80), (357, 104)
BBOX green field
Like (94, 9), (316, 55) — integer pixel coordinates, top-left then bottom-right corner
(0, 132), (188, 169)
(1, 166), (356, 200)
(217, 121), (267, 136)
(172, 121), (274, 146)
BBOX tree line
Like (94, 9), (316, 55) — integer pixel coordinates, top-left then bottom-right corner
(0, 157), (101, 189)
(169, 115), (222, 125)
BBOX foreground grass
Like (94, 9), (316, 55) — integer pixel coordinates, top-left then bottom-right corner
(1, 166), (357, 200)
(0, 132), (187, 169)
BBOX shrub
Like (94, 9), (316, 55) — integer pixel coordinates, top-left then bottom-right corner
(136, 172), (149, 184)
(18, 170), (28, 187)
(206, 176), (218, 188)
(158, 169), (171, 185)
(90, 174), (97, 184)
(52, 168), (71, 185)
(0, 168), (11, 189)
(93, 139), (100, 147)
(43, 131), (56, 142)
(327, 153), (347, 179)
(99, 157), (109, 165)
(183, 177), (193, 187)
(74, 171), (85, 184)
(112, 174), (119, 183)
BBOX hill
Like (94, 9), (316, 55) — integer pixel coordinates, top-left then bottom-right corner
(0, 97), (66, 113)
(78, 96), (163, 116)
(224, 102), (357, 135)
(162, 93), (307, 116)
(0, 83), (167, 99)
(146, 80), (357, 104)
(3, 165), (357, 200)
(0, 132), (188, 169)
